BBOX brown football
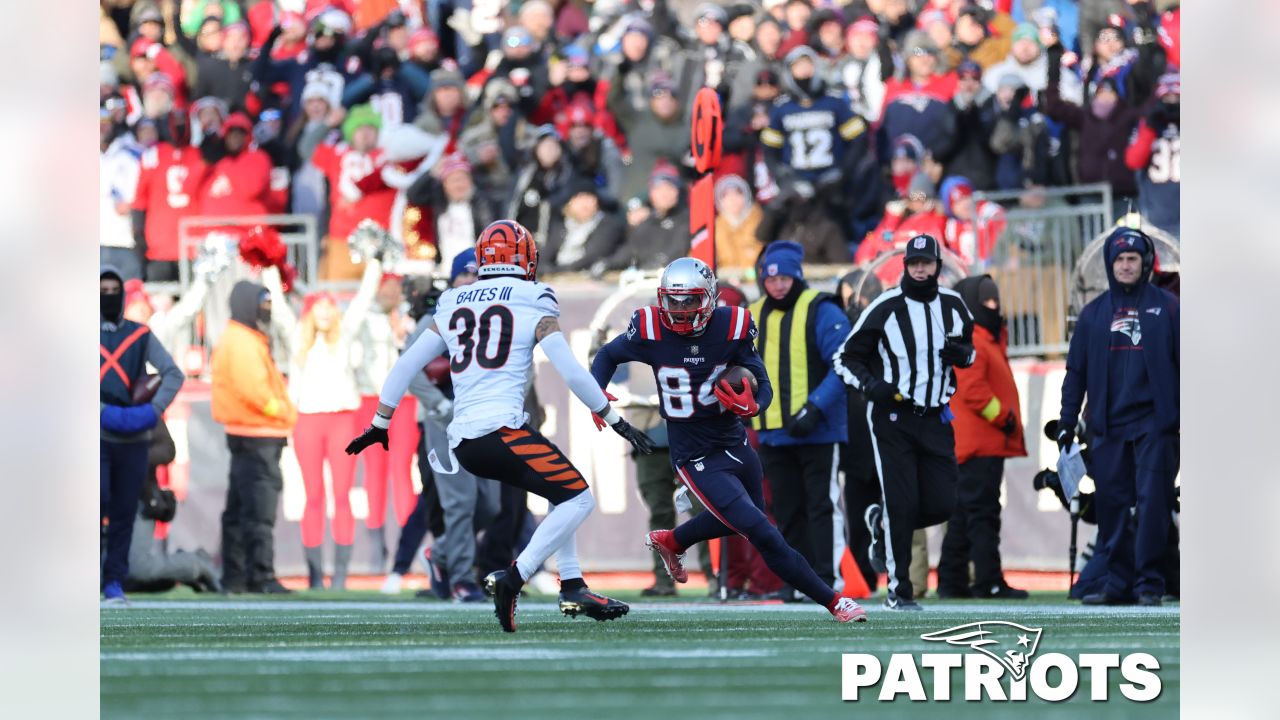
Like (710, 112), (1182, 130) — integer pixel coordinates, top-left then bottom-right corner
(719, 365), (758, 394)
(131, 374), (162, 405)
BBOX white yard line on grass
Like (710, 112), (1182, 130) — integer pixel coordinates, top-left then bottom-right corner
(114, 599), (1181, 617)
(101, 646), (778, 663)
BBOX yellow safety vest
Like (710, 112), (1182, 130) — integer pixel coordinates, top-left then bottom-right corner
(750, 288), (829, 431)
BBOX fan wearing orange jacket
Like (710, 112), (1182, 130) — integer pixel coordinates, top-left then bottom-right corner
(211, 280), (297, 594)
(936, 275), (1029, 601)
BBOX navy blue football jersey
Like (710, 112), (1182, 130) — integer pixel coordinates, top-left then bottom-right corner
(759, 94), (868, 181)
(590, 305), (774, 467)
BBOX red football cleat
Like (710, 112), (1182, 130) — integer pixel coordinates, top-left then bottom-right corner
(831, 597), (868, 623)
(645, 530), (688, 584)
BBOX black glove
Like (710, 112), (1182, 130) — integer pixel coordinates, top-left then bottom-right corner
(1000, 411), (1018, 437)
(1056, 426), (1075, 453)
(611, 418), (657, 455)
(788, 402), (823, 437)
(265, 24), (284, 48)
(345, 425), (389, 455)
(865, 379), (900, 405)
(1145, 103), (1170, 131)
(940, 340), (974, 367)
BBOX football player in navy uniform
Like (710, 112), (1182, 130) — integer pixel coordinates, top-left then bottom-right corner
(590, 258), (867, 623)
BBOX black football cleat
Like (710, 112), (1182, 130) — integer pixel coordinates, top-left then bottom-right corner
(483, 570), (519, 633)
(559, 587), (630, 622)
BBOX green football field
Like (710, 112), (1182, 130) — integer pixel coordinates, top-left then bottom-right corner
(100, 590), (1178, 719)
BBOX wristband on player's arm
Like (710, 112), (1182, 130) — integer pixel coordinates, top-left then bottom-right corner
(371, 407), (394, 429)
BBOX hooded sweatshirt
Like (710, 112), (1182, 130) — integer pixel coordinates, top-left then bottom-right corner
(210, 280), (296, 436)
(1060, 233), (1179, 440)
(950, 275), (1026, 462)
(100, 266), (185, 444)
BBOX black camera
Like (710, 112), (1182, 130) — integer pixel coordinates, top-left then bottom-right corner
(404, 275), (446, 321)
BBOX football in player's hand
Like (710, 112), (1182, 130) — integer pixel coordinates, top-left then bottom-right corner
(719, 366), (758, 395)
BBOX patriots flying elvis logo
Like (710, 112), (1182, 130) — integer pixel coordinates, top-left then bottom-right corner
(920, 621), (1043, 681)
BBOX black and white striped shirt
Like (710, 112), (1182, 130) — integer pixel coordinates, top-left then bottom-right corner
(834, 287), (974, 409)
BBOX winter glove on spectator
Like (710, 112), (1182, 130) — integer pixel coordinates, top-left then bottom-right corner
(788, 402), (824, 437)
(101, 403), (159, 434)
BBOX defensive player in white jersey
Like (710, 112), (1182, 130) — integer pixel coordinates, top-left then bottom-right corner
(347, 220), (656, 632)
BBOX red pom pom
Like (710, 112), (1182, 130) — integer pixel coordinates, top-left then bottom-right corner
(240, 225), (287, 268)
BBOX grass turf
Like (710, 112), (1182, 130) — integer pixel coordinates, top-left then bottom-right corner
(101, 590), (1178, 719)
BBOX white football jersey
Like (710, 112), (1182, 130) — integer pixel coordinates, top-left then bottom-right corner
(433, 275), (558, 447)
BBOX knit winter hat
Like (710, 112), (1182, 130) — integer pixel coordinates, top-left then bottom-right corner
(939, 176), (974, 217)
(450, 248), (478, 283)
(430, 66), (465, 90)
(761, 240), (805, 281)
(1011, 22), (1042, 48)
(439, 153), (473, 181)
(908, 171), (937, 199)
(713, 174), (751, 211)
(142, 71), (176, 97)
(342, 104), (381, 144)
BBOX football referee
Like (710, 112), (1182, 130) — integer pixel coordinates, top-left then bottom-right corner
(834, 235), (975, 610)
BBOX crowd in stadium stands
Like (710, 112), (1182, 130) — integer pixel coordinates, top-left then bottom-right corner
(99, 0), (1181, 601)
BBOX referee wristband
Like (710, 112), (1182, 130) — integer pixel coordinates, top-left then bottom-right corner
(372, 412), (392, 430)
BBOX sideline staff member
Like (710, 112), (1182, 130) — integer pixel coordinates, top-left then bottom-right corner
(834, 234), (975, 610)
(1058, 227), (1179, 607)
(751, 241), (852, 593)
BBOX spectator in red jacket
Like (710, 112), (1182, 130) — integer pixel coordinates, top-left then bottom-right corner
(199, 113), (272, 218)
(857, 172), (947, 266)
(937, 275), (1028, 600)
(940, 176), (1007, 268)
(535, 45), (624, 153)
(133, 114), (207, 281)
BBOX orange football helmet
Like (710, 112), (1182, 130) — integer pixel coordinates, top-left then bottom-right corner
(475, 220), (538, 281)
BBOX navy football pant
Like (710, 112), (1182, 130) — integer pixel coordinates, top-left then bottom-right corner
(101, 439), (149, 587)
(1089, 430), (1178, 598)
(672, 445), (836, 608)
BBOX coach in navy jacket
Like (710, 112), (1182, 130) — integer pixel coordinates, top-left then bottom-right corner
(1058, 227), (1179, 606)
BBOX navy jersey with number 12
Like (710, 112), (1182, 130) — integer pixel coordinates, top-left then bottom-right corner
(590, 305), (774, 467)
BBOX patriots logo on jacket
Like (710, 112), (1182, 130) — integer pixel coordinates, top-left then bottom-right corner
(1110, 310), (1142, 346)
(920, 622), (1044, 681)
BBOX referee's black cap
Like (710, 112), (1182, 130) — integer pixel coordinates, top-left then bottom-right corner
(904, 234), (941, 263)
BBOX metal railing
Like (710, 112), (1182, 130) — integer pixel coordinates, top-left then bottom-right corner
(975, 184), (1114, 357)
(177, 214), (322, 292)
